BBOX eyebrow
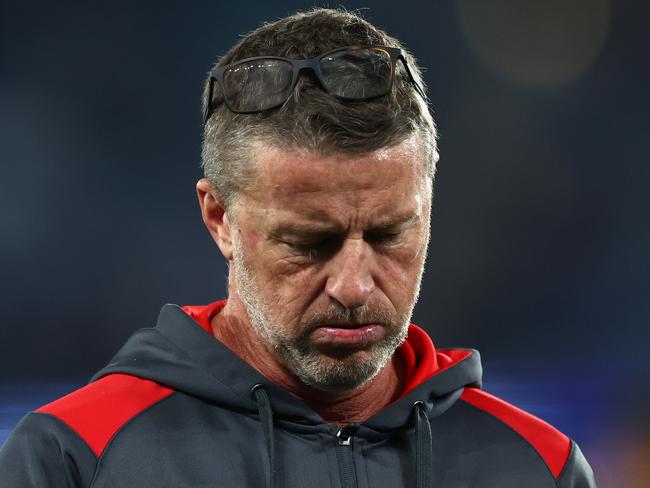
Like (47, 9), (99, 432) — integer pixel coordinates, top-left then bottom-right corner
(270, 222), (341, 239)
(270, 212), (420, 238)
(367, 213), (420, 232)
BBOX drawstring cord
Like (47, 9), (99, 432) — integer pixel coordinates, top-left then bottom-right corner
(413, 400), (433, 488)
(250, 384), (432, 488)
(251, 384), (276, 488)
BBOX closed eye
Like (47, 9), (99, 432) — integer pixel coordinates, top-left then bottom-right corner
(283, 236), (341, 260)
(364, 231), (402, 245)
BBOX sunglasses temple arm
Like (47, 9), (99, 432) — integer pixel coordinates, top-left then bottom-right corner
(203, 81), (212, 124)
(400, 58), (427, 100)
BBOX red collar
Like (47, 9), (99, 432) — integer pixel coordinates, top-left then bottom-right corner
(181, 300), (470, 399)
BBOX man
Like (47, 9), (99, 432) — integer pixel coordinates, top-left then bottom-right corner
(0, 8), (595, 487)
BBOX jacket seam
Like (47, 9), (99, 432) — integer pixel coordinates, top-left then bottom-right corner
(31, 411), (98, 457)
(30, 411), (99, 487)
(555, 440), (576, 487)
(88, 390), (177, 487)
(459, 398), (561, 486)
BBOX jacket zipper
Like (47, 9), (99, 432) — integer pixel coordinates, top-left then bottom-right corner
(335, 424), (359, 488)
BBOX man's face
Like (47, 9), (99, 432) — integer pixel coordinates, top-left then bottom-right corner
(230, 138), (432, 391)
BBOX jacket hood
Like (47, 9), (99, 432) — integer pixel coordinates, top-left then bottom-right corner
(92, 301), (482, 430)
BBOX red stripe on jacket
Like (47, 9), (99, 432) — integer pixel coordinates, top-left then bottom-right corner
(37, 374), (174, 457)
(460, 387), (571, 478)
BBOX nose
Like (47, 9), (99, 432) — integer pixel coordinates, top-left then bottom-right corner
(325, 238), (375, 310)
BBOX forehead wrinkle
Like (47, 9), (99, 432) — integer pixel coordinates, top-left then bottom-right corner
(266, 167), (399, 199)
(251, 141), (422, 196)
(274, 207), (346, 231)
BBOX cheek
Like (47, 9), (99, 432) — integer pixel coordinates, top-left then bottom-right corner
(376, 255), (422, 296)
(249, 246), (325, 324)
(374, 239), (427, 302)
(238, 225), (261, 251)
(269, 264), (325, 314)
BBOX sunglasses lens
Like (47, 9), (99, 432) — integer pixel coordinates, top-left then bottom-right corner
(223, 59), (294, 112)
(319, 48), (393, 99)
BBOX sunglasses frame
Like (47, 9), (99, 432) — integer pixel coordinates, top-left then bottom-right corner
(203, 45), (426, 122)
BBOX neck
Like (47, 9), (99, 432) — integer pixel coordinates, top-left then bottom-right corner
(211, 298), (405, 425)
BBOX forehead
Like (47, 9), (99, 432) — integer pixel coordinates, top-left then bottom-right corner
(244, 138), (428, 218)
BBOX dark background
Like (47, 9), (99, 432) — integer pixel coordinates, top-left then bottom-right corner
(1, 1), (648, 485)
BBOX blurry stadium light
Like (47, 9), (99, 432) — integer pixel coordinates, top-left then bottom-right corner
(455, 0), (611, 87)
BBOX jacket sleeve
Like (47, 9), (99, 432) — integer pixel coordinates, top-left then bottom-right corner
(0, 412), (97, 487)
(557, 440), (597, 488)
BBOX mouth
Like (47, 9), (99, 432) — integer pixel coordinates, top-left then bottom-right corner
(310, 323), (384, 348)
(318, 322), (373, 329)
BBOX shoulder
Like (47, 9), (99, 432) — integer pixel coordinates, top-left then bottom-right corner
(36, 374), (174, 457)
(459, 387), (571, 479)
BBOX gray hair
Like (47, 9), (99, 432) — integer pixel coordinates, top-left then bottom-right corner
(201, 8), (438, 212)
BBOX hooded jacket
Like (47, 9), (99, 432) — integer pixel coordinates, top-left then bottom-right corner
(0, 300), (595, 487)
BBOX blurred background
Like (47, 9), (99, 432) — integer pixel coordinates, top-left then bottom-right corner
(1, 0), (648, 485)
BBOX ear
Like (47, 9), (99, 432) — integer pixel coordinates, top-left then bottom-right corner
(196, 178), (233, 260)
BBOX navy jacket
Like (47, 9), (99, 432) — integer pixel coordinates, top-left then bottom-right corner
(0, 301), (596, 487)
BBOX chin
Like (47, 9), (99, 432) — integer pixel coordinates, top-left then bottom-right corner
(287, 348), (390, 392)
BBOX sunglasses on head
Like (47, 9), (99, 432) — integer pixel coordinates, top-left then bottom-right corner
(203, 45), (426, 122)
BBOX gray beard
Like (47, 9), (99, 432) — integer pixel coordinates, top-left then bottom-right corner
(231, 233), (422, 392)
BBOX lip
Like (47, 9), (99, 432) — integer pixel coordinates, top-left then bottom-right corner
(318, 322), (372, 329)
(310, 323), (384, 347)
